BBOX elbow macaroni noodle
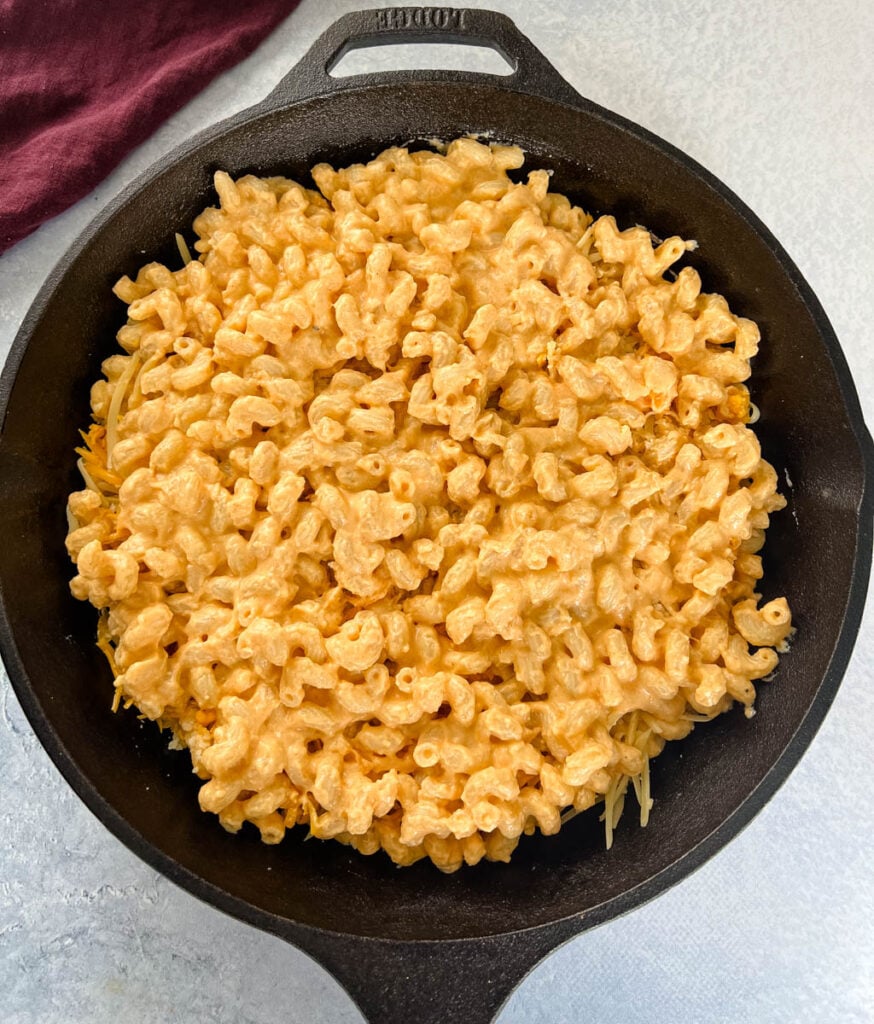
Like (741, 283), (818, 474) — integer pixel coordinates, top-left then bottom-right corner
(66, 139), (792, 872)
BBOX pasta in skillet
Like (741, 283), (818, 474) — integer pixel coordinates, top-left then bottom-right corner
(66, 139), (791, 871)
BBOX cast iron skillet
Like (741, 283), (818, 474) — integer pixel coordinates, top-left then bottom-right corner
(1, 8), (872, 1022)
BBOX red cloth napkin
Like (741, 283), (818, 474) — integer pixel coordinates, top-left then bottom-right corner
(0, 0), (301, 254)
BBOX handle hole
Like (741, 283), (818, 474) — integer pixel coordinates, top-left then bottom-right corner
(329, 42), (514, 79)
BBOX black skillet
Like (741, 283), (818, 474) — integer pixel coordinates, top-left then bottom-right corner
(1, 8), (872, 1023)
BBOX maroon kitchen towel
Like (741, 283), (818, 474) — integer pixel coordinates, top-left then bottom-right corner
(0, 0), (301, 254)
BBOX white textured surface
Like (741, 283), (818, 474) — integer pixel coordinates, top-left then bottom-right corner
(2, 1), (873, 1021)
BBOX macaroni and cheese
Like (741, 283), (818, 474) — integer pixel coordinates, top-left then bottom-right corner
(66, 139), (792, 871)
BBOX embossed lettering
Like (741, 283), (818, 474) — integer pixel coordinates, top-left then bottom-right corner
(375, 8), (465, 31)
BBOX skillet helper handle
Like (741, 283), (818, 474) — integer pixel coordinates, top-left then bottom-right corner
(263, 6), (582, 107)
(295, 924), (574, 1024)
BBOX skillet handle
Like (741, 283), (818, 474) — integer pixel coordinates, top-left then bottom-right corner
(262, 6), (582, 108)
(291, 923), (577, 1024)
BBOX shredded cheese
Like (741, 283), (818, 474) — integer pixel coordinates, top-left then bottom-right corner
(175, 232), (193, 266)
(601, 775), (629, 850)
(76, 457), (104, 498)
(638, 752), (653, 827)
(105, 351), (141, 470)
(559, 713), (655, 840)
(95, 612), (123, 712)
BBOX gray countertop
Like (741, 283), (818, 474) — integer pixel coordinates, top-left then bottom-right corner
(2, 1), (873, 1022)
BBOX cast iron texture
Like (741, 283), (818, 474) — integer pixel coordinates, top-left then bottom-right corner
(1, 9), (872, 1024)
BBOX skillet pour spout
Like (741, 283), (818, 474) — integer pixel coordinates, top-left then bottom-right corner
(1, 8), (872, 1024)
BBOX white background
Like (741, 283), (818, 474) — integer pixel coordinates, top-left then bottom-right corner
(2, 1), (873, 1021)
